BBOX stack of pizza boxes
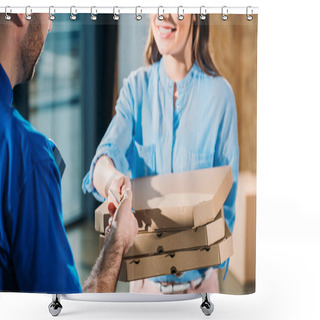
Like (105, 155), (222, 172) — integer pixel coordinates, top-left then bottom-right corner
(95, 166), (234, 282)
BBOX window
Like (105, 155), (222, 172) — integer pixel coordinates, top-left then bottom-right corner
(12, 15), (118, 226)
(29, 16), (83, 224)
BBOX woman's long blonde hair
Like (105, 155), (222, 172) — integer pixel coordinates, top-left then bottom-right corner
(145, 14), (220, 77)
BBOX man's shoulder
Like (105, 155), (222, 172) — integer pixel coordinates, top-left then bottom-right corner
(1, 106), (54, 166)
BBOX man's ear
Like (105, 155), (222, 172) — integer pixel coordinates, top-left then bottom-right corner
(10, 14), (27, 27)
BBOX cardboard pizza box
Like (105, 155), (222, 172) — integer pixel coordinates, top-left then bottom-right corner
(95, 166), (233, 233)
(99, 210), (226, 258)
(118, 223), (233, 282)
(95, 201), (109, 234)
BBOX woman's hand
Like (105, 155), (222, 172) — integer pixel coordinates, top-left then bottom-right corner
(106, 174), (131, 212)
(93, 155), (131, 200)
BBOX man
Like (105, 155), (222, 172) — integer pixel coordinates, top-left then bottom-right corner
(0, 13), (138, 293)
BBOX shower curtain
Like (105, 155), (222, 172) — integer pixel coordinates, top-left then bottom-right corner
(0, 7), (257, 298)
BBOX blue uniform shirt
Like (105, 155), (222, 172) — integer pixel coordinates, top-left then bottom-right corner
(0, 64), (81, 293)
(83, 58), (239, 283)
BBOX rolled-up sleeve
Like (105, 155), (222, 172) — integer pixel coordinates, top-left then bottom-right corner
(213, 82), (239, 234)
(82, 77), (134, 202)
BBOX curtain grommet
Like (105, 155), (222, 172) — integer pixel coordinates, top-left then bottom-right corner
(113, 6), (120, 21)
(135, 6), (142, 21)
(49, 6), (56, 21)
(157, 6), (164, 21)
(90, 6), (97, 21)
(177, 6), (184, 21)
(246, 6), (253, 21)
(5, 6), (12, 21)
(70, 6), (77, 21)
(221, 6), (228, 21)
(25, 6), (32, 21)
(200, 6), (207, 21)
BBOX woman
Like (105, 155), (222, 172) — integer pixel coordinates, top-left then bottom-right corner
(83, 13), (239, 294)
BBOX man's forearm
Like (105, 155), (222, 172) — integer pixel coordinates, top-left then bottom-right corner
(83, 228), (124, 293)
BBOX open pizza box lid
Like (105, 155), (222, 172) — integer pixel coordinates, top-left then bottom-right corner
(95, 166), (233, 233)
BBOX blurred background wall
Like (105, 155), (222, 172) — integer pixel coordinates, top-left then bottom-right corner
(210, 14), (257, 173)
(208, 15), (257, 293)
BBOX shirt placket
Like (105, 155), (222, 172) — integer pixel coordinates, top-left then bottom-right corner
(165, 81), (174, 174)
(172, 83), (185, 172)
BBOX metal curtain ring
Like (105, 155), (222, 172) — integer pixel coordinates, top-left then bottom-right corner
(25, 6), (32, 20)
(221, 6), (228, 21)
(177, 6), (184, 21)
(157, 6), (164, 21)
(200, 6), (207, 21)
(246, 6), (253, 21)
(49, 6), (56, 21)
(135, 6), (142, 21)
(90, 6), (97, 21)
(5, 6), (11, 21)
(113, 6), (120, 21)
(70, 6), (77, 21)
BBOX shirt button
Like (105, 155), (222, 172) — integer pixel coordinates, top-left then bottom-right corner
(176, 105), (181, 110)
(180, 84), (184, 88)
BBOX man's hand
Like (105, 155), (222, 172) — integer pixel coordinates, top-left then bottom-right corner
(107, 188), (138, 254)
(83, 188), (138, 293)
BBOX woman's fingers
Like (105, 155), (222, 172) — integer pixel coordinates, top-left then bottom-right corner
(121, 188), (133, 203)
(108, 176), (132, 209)
(120, 177), (132, 194)
(108, 176), (130, 201)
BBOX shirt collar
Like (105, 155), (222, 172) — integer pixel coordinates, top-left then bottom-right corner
(158, 57), (200, 91)
(0, 63), (13, 108)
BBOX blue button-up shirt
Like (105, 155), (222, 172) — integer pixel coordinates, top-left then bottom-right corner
(83, 58), (239, 283)
(0, 64), (81, 293)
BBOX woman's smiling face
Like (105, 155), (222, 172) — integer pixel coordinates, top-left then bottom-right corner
(151, 14), (194, 58)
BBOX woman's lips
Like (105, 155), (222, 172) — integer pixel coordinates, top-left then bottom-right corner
(157, 26), (176, 39)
